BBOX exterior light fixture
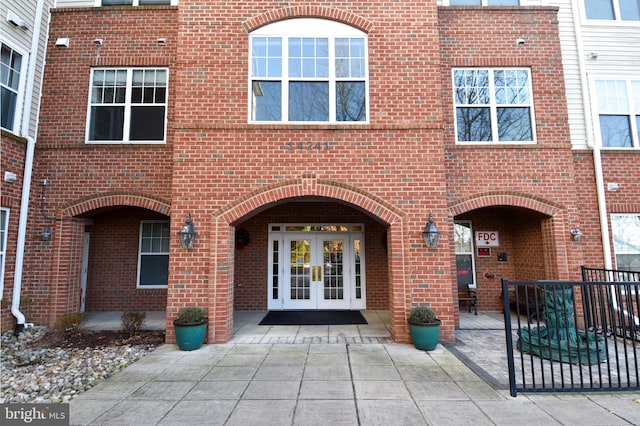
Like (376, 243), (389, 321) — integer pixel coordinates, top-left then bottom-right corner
(41, 226), (52, 241)
(422, 213), (440, 249)
(178, 214), (197, 249)
(570, 227), (583, 242)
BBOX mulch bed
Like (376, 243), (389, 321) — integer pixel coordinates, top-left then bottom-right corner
(29, 329), (166, 350)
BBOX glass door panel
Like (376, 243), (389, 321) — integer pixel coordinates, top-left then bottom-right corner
(283, 237), (314, 309)
(319, 237), (350, 309)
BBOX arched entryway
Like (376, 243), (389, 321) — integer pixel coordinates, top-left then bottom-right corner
(208, 178), (410, 343)
(232, 199), (389, 313)
(55, 194), (172, 321)
(449, 192), (572, 323)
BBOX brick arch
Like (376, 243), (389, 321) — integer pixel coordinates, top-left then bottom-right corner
(242, 6), (375, 33)
(208, 177), (409, 343)
(448, 191), (563, 217)
(61, 192), (171, 217)
(216, 177), (403, 225)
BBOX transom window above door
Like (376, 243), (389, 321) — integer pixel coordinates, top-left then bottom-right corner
(249, 18), (368, 124)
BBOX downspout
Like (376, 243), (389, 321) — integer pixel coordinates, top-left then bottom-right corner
(569, 0), (612, 269)
(11, 0), (47, 335)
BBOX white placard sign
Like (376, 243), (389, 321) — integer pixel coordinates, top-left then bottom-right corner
(475, 231), (499, 247)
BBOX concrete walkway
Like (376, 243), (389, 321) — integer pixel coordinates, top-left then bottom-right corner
(71, 311), (640, 425)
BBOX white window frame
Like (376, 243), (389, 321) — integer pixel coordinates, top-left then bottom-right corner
(95, 0), (178, 6)
(248, 18), (369, 124)
(582, 0), (640, 23)
(452, 68), (536, 144)
(611, 214), (640, 272)
(592, 77), (640, 149)
(442, 0), (520, 5)
(0, 208), (8, 290)
(1, 41), (27, 135)
(86, 68), (169, 144)
(454, 221), (477, 288)
(137, 221), (170, 288)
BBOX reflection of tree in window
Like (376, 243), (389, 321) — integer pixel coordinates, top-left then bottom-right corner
(454, 68), (533, 142)
(612, 214), (640, 271)
(289, 82), (329, 121)
(455, 70), (491, 141)
(337, 82), (365, 121)
(249, 20), (367, 123)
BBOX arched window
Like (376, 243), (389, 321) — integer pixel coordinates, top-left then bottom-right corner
(249, 18), (368, 124)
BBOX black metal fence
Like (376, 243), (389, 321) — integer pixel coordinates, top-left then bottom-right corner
(502, 276), (639, 396)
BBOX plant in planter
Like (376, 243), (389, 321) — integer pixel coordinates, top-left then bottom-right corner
(173, 307), (208, 351)
(407, 306), (442, 351)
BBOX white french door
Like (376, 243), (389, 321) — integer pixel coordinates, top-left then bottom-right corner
(268, 224), (365, 310)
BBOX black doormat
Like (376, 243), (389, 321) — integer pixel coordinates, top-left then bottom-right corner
(259, 310), (368, 326)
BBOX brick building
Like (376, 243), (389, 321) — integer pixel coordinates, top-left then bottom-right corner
(2, 0), (637, 345)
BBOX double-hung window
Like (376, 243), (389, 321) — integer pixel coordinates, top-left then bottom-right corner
(594, 79), (640, 148)
(1, 43), (24, 133)
(249, 18), (368, 123)
(453, 68), (534, 143)
(87, 68), (168, 143)
(585, 0), (640, 21)
(138, 221), (169, 288)
(611, 214), (640, 272)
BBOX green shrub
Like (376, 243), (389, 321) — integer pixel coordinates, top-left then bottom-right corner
(121, 310), (146, 336)
(57, 312), (84, 337)
(407, 306), (437, 324)
(175, 307), (205, 324)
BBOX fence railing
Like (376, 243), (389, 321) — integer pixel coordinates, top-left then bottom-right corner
(502, 278), (639, 396)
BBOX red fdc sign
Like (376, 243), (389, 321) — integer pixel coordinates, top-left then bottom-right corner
(475, 231), (499, 247)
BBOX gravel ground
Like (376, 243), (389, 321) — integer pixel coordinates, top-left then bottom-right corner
(0, 326), (160, 403)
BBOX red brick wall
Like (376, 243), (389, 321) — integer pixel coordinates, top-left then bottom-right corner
(440, 8), (585, 293)
(85, 208), (168, 311)
(27, 2), (594, 346)
(20, 7), (178, 325)
(0, 134), (27, 331)
(166, 1), (451, 343)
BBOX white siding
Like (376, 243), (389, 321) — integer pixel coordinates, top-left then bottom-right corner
(55, 0), (95, 7)
(1, 0), (53, 139)
(582, 26), (640, 72)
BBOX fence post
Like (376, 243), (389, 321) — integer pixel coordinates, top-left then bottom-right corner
(502, 278), (518, 397)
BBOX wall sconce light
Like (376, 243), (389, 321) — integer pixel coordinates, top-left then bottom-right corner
(178, 214), (197, 249)
(570, 227), (583, 242)
(93, 38), (103, 46)
(41, 226), (52, 241)
(422, 213), (440, 249)
(157, 38), (167, 45)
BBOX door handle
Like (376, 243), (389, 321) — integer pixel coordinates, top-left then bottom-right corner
(311, 266), (322, 282)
